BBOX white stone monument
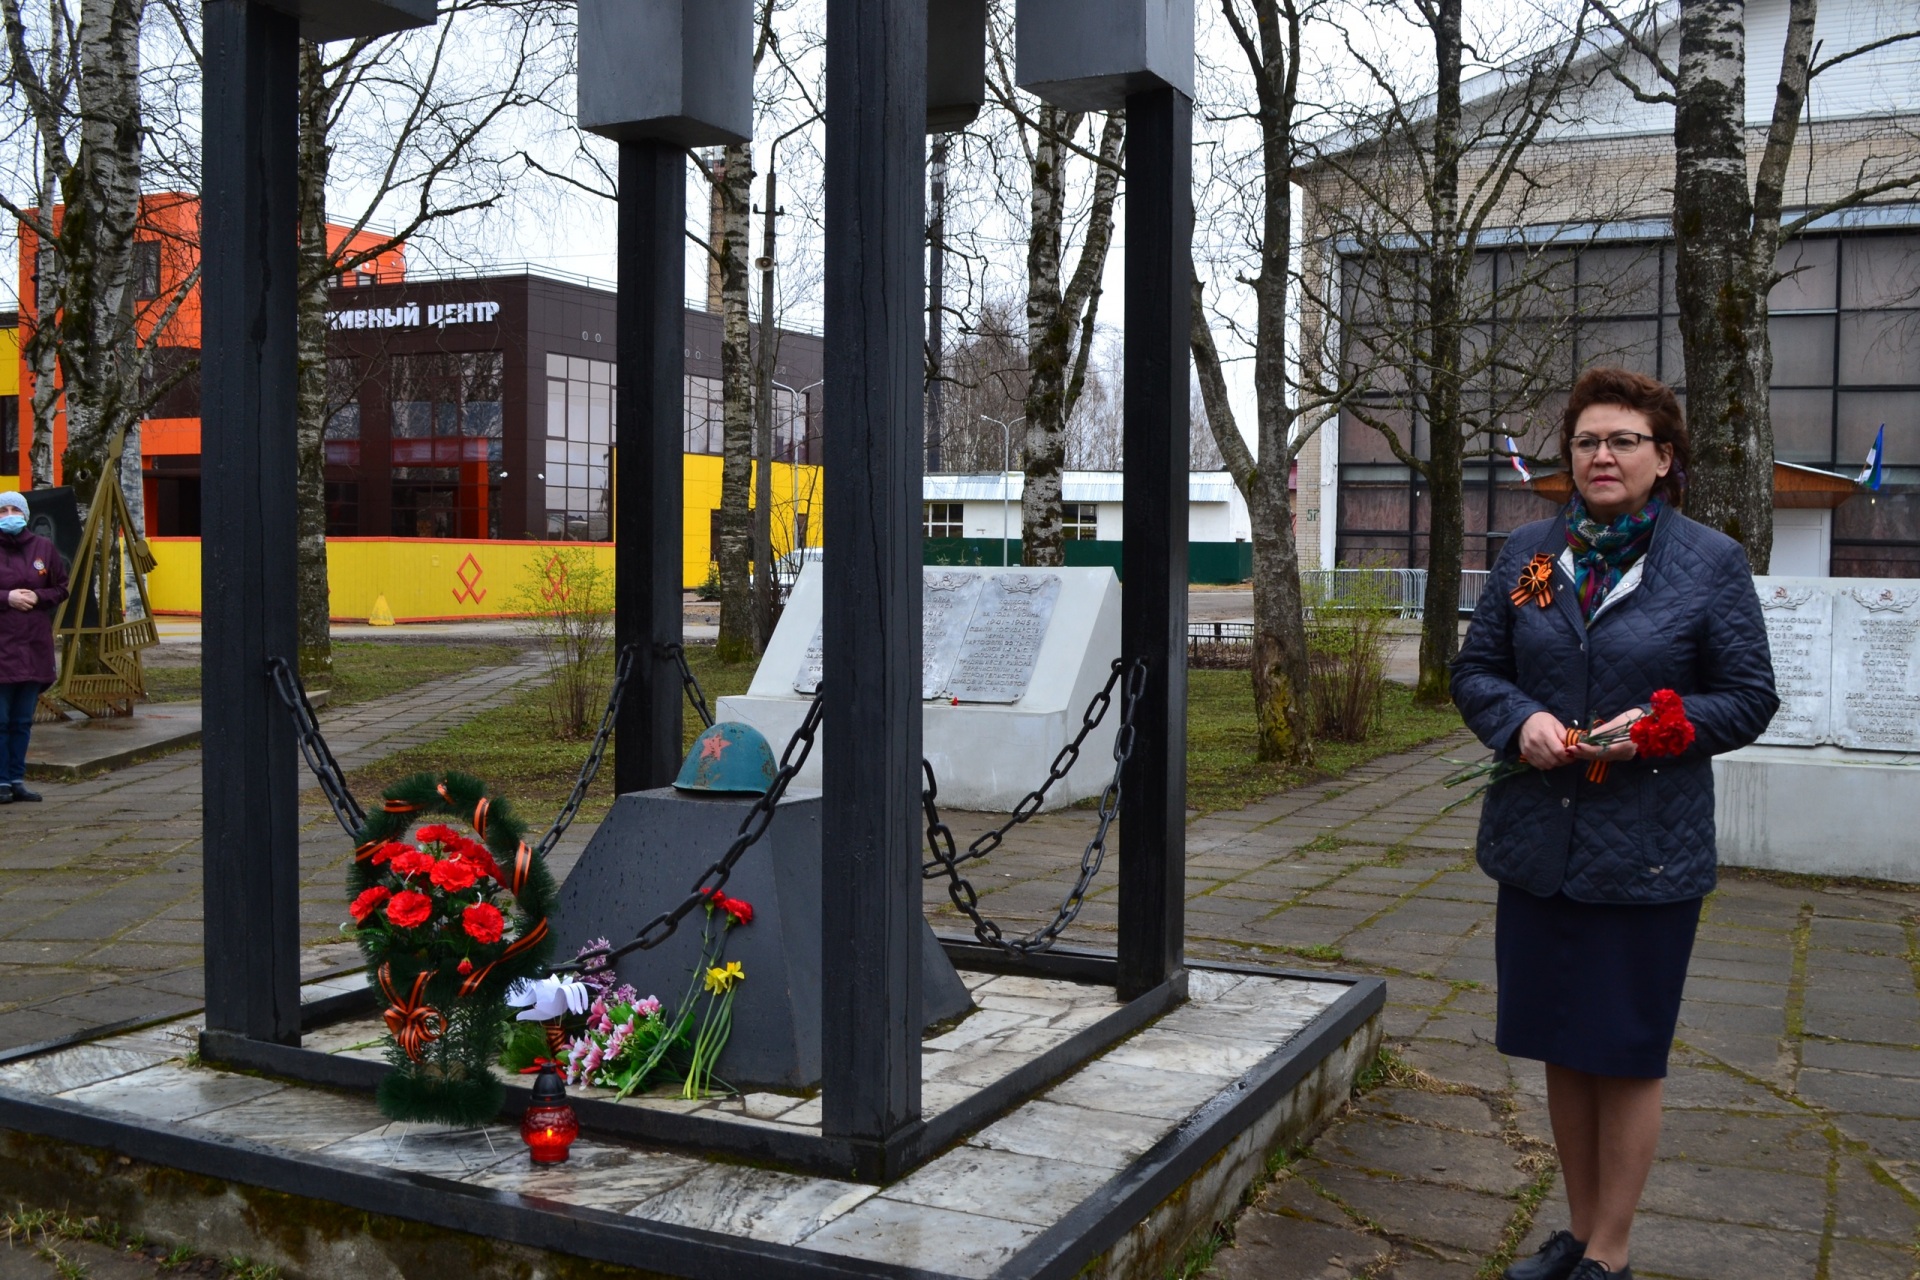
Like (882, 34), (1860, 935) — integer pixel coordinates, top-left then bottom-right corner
(717, 563), (1123, 812)
(1715, 577), (1920, 882)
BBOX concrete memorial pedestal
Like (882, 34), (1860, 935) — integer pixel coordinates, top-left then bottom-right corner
(1716, 577), (1920, 881)
(550, 787), (974, 1090)
(719, 563), (1124, 811)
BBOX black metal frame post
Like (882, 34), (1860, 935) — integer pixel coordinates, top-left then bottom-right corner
(1117, 85), (1193, 1002)
(614, 140), (689, 794)
(820, 0), (928, 1153)
(201, 0), (302, 1044)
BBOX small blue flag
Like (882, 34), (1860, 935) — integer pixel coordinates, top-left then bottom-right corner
(1857, 423), (1884, 491)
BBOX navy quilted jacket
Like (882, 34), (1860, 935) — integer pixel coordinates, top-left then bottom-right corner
(1450, 506), (1778, 903)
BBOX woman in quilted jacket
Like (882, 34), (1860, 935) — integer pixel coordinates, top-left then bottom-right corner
(1452, 368), (1779, 1280)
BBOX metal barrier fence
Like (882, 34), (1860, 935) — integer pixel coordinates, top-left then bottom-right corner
(1187, 570), (1495, 644)
(1300, 568), (1426, 618)
(1459, 570), (1491, 615)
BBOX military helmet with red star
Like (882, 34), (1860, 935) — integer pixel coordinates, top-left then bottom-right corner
(673, 722), (779, 794)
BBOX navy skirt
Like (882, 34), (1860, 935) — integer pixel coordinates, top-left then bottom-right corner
(1494, 884), (1702, 1079)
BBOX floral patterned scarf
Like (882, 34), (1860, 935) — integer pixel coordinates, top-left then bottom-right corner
(1565, 494), (1662, 622)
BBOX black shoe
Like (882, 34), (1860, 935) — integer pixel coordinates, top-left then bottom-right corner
(1568, 1262), (1631, 1280)
(8, 783), (40, 802)
(0, 784), (13, 804)
(1504, 1231), (1586, 1280)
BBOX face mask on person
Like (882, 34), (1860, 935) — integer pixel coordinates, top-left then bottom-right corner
(0, 515), (25, 535)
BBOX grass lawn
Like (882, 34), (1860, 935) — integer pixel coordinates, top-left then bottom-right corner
(1186, 669), (1466, 814)
(144, 640), (524, 708)
(344, 647), (1466, 828)
(345, 645), (757, 825)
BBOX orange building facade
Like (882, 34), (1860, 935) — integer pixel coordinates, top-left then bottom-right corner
(14, 192), (405, 527)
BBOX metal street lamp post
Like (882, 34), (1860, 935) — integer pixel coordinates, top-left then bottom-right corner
(979, 413), (1024, 566)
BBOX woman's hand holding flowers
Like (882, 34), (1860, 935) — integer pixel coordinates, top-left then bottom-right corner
(1571, 707), (1647, 764)
(1518, 711), (1578, 770)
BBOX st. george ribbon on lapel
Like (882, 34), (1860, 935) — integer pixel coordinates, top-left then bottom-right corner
(1511, 553), (1557, 609)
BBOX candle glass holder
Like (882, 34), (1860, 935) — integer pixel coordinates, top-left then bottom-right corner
(521, 1064), (579, 1164)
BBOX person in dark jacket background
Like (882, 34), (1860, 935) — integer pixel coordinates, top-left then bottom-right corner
(0, 491), (68, 803)
(1451, 369), (1778, 1280)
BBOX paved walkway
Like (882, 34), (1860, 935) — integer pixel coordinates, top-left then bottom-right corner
(0, 651), (554, 1052)
(929, 737), (1920, 1280)
(1, 674), (1915, 1279)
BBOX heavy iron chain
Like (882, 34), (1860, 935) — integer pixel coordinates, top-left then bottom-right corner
(531, 641), (640, 860)
(553, 686), (826, 974)
(266, 641), (645, 855)
(266, 656), (367, 839)
(661, 641), (716, 729)
(921, 655), (1148, 954)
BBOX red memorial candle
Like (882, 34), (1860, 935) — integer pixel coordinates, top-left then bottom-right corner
(521, 1063), (579, 1164)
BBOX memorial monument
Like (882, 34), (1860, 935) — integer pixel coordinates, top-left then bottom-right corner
(1717, 577), (1920, 881)
(719, 563), (1125, 810)
(0, 5), (1386, 1279)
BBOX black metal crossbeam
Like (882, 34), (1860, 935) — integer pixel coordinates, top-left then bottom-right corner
(200, 0), (302, 1045)
(821, 0), (929, 1145)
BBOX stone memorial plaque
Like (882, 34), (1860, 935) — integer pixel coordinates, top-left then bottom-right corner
(946, 572), (1062, 703)
(792, 569), (986, 697)
(793, 622), (824, 694)
(1833, 584), (1920, 752)
(1756, 583), (1832, 746)
(921, 571), (984, 699)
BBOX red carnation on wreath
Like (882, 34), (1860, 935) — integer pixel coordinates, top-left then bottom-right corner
(348, 886), (390, 923)
(429, 858), (479, 893)
(390, 848), (435, 879)
(462, 902), (506, 944)
(385, 889), (434, 930)
(343, 770), (558, 1128)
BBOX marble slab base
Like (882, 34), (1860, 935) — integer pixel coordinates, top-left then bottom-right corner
(0, 964), (1382, 1280)
(1716, 744), (1920, 883)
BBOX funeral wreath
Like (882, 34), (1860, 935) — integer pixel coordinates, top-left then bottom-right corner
(345, 771), (557, 1126)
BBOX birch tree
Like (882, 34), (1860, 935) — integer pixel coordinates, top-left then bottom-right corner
(710, 144), (758, 661)
(1015, 107), (1123, 566)
(0, 0), (193, 520)
(1593, 0), (1920, 568)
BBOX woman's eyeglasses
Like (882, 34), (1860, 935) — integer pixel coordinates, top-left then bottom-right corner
(1570, 432), (1655, 456)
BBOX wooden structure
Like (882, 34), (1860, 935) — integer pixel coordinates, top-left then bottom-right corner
(47, 428), (158, 716)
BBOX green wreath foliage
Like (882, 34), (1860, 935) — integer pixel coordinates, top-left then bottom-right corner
(345, 771), (558, 1125)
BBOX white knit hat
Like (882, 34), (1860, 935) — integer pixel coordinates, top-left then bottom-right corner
(0, 492), (26, 513)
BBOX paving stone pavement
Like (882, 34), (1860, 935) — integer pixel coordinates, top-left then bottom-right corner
(0, 651), (558, 1053)
(1, 682), (1915, 1279)
(927, 733), (1920, 1280)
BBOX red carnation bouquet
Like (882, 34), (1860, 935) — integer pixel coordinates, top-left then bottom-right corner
(1442, 688), (1695, 810)
(348, 823), (515, 953)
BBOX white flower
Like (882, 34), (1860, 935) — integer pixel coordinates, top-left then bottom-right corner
(505, 976), (592, 1021)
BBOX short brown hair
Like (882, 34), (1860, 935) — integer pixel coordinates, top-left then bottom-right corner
(1560, 366), (1691, 509)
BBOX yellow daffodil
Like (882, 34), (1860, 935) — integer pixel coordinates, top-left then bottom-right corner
(704, 961), (745, 994)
